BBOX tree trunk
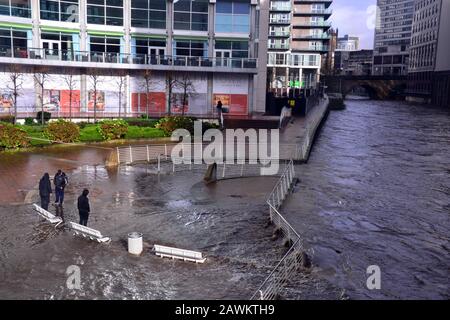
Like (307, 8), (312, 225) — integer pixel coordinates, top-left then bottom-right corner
(13, 93), (17, 125)
(69, 91), (72, 121)
(182, 89), (187, 117)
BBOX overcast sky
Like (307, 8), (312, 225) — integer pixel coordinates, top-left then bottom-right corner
(330, 0), (378, 49)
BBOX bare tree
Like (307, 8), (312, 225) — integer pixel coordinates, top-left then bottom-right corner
(140, 69), (154, 119)
(6, 65), (24, 124)
(34, 67), (50, 125)
(89, 70), (102, 123)
(114, 70), (127, 118)
(166, 71), (178, 116)
(60, 68), (79, 121)
(175, 72), (196, 116)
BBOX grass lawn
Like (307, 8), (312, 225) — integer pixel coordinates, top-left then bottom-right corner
(125, 126), (166, 139)
(21, 125), (52, 146)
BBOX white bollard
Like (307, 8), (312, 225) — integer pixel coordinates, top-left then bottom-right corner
(128, 232), (143, 255)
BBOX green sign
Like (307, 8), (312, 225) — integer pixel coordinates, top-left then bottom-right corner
(289, 81), (303, 88)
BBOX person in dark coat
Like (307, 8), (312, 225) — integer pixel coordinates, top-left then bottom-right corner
(77, 189), (90, 226)
(54, 170), (68, 206)
(216, 100), (223, 128)
(39, 173), (52, 210)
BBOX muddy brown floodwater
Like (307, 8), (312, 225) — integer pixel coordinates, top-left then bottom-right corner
(283, 99), (450, 300)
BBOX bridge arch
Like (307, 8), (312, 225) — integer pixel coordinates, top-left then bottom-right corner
(343, 82), (380, 99)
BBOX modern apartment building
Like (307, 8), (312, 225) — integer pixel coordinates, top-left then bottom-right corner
(407, 0), (450, 107)
(267, 0), (332, 97)
(372, 0), (415, 76)
(0, 0), (268, 118)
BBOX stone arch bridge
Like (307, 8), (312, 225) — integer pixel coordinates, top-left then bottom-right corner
(323, 75), (407, 99)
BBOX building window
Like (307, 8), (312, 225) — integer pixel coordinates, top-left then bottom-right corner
(0, 27), (29, 58)
(40, 0), (79, 22)
(216, 0), (250, 33)
(87, 0), (123, 26)
(174, 0), (209, 31)
(132, 37), (165, 56)
(215, 40), (248, 58)
(0, 0), (31, 18)
(89, 35), (121, 53)
(173, 39), (207, 57)
(131, 0), (166, 29)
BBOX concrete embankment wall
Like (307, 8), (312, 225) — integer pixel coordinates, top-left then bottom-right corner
(280, 96), (330, 162)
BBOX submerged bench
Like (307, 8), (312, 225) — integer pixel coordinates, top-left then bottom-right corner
(153, 244), (206, 263)
(68, 222), (111, 243)
(32, 204), (63, 227)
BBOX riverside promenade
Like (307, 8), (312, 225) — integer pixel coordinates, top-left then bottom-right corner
(280, 95), (330, 162)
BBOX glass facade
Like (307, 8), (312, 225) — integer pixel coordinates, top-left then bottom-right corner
(131, 0), (166, 29)
(132, 37), (165, 55)
(40, 0), (79, 22)
(0, 0), (31, 18)
(174, 0), (209, 31)
(87, 0), (123, 26)
(0, 27), (29, 57)
(216, 0), (250, 33)
(215, 40), (248, 58)
(174, 39), (207, 57)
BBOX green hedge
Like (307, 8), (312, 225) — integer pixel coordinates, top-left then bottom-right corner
(0, 123), (30, 149)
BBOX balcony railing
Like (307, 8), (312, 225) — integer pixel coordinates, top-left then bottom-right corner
(293, 34), (331, 40)
(268, 43), (290, 49)
(269, 18), (291, 24)
(0, 46), (258, 69)
(269, 30), (291, 37)
(294, 8), (333, 15)
(270, 2), (292, 11)
(294, 21), (331, 27)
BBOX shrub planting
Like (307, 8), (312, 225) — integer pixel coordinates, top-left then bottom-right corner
(44, 120), (80, 143)
(155, 116), (195, 136)
(98, 120), (129, 140)
(0, 123), (30, 149)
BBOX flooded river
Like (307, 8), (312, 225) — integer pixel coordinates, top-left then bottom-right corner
(284, 99), (450, 299)
(0, 99), (448, 300)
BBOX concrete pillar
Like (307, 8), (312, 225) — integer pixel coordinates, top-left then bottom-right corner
(31, 0), (40, 48)
(167, 0), (174, 56)
(253, 2), (269, 114)
(208, 1), (215, 57)
(123, 0), (131, 55)
(79, 0), (87, 51)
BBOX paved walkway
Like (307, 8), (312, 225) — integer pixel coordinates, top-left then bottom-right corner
(280, 96), (329, 161)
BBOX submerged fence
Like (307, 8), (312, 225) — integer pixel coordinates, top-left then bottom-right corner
(250, 160), (306, 300)
(115, 142), (307, 165)
(115, 144), (307, 300)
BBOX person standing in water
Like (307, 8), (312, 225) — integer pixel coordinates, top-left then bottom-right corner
(77, 189), (90, 226)
(38, 173), (52, 210)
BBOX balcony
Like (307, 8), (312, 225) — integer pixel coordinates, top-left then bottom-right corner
(269, 30), (291, 37)
(293, 20), (332, 28)
(269, 18), (291, 25)
(300, 45), (330, 52)
(292, 34), (331, 40)
(270, 2), (292, 11)
(293, 8), (332, 18)
(294, 0), (333, 8)
(0, 47), (258, 73)
(268, 43), (290, 50)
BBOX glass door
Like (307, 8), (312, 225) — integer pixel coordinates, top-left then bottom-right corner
(148, 47), (165, 64)
(215, 50), (232, 67)
(42, 40), (60, 60)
